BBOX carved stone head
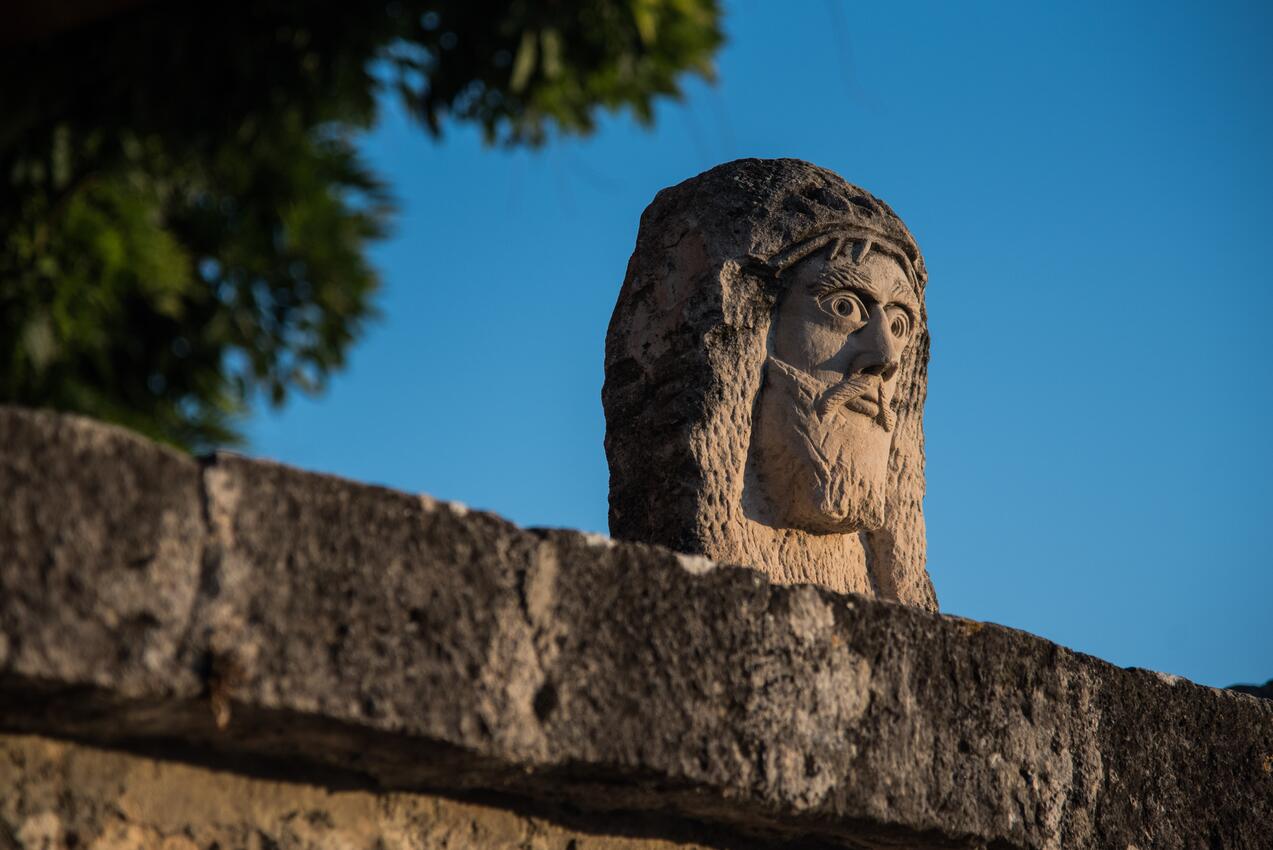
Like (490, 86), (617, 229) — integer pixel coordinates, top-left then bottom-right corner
(603, 159), (936, 609)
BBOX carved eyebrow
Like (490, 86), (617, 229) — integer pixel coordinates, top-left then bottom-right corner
(885, 275), (920, 314)
(809, 265), (870, 297)
(810, 266), (918, 316)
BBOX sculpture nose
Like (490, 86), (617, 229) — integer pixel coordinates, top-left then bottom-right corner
(860, 360), (897, 381)
(850, 311), (900, 381)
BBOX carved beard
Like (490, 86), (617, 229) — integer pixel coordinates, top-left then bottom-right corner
(754, 357), (893, 533)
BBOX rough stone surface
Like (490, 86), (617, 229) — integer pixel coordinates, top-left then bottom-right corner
(0, 407), (203, 700)
(1230, 679), (1273, 700)
(0, 733), (723, 850)
(604, 158), (936, 609)
(2, 406), (1271, 850)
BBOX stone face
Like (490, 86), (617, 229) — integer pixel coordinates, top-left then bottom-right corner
(603, 158), (936, 610)
(2, 406), (1272, 850)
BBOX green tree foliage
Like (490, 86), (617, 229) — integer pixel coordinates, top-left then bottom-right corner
(1, 0), (722, 449)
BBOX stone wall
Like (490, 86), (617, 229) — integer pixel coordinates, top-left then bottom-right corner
(0, 733), (724, 850)
(1, 407), (1270, 850)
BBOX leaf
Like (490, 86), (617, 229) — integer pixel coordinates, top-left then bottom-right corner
(20, 313), (57, 372)
(540, 28), (562, 79)
(510, 29), (537, 93)
(633, 0), (658, 45)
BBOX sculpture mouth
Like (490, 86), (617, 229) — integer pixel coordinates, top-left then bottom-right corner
(831, 381), (895, 432)
(815, 373), (876, 420)
(844, 395), (880, 418)
(769, 359), (894, 431)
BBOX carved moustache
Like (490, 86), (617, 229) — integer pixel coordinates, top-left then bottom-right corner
(816, 373), (897, 432)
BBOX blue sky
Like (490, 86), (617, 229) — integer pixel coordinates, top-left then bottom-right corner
(247, 1), (1273, 689)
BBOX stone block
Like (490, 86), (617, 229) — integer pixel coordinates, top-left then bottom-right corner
(1, 407), (1269, 849)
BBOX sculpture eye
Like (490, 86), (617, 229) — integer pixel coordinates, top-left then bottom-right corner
(824, 292), (866, 322)
(887, 307), (912, 340)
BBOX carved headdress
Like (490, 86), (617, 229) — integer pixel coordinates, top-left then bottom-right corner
(757, 203), (925, 293)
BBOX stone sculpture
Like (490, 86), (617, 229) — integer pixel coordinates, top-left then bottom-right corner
(603, 158), (936, 609)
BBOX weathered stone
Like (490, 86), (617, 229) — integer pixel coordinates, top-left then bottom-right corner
(1230, 679), (1272, 700)
(1, 406), (1271, 850)
(0, 407), (204, 700)
(0, 733), (724, 850)
(604, 159), (935, 609)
